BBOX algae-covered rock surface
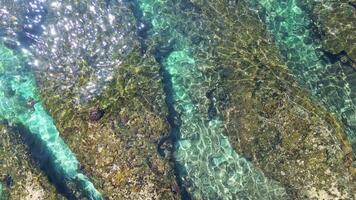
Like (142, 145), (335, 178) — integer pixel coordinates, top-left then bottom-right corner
(0, 0), (355, 199)
(188, 0), (355, 199)
(300, 0), (356, 62)
(0, 125), (66, 200)
(35, 50), (179, 199)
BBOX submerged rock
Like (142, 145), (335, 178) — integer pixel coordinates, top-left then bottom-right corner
(299, 0), (356, 61)
(0, 42), (102, 199)
(1, 0), (355, 199)
(29, 0), (138, 104)
(3, 175), (13, 188)
(37, 50), (180, 199)
(2, 1), (179, 199)
(0, 125), (65, 200)
(253, 0), (356, 155)
(190, 0), (355, 199)
(89, 108), (105, 122)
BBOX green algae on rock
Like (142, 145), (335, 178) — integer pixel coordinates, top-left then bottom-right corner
(299, 0), (356, 61)
(134, 0), (289, 199)
(22, 2), (179, 199)
(187, 0), (355, 199)
(251, 0), (356, 154)
(1, 0), (355, 199)
(0, 125), (66, 200)
(164, 50), (287, 199)
(0, 183), (3, 200)
(0, 42), (102, 199)
(35, 48), (181, 199)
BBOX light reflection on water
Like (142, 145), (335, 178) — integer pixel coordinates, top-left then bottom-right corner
(1, 0), (137, 104)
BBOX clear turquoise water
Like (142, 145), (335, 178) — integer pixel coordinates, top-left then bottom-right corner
(0, 183), (3, 200)
(0, 43), (102, 200)
(253, 0), (356, 152)
(136, 1), (288, 199)
(0, 0), (354, 199)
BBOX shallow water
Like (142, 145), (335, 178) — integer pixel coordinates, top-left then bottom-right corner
(252, 0), (356, 154)
(0, 42), (102, 199)
(135, 1), (287, 199)
(0, 0), (355, 199)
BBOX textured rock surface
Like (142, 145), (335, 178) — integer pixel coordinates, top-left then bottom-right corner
(26, 0), (356, 199)
(29, 0), (138, 104)
(300, 0), (356, 61)
(36, 50), (180, 199)
(0, 0), (355, 199)
(133, 0), (289, 199)
(1, 1), (179, 199)
(0, 125), (65, 200)
(252, 0), (356, 155)
(0, 41), (103, 199)
(189, 0), (355, 199)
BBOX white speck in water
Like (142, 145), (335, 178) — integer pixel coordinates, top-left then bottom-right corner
(33, 59), (39, 67)
(50, 26), (56, 36)
(108, 14), (115, 25)
(66, 5), (72, 11)
(89, 6), (96, 13)
(50, 1), (61, 9)
(21, 48), (30, 55)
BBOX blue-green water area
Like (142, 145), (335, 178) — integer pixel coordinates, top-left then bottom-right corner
(0, 0), (354, 199)
(134, 1), (288, 199)
(0, 183), (3, 200)
(251, 0), (356, 153)
(0, 42), (102, 200)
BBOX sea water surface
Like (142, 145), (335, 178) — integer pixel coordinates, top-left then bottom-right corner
(250, 0), (356, 154)
(0, 0), (354, 199)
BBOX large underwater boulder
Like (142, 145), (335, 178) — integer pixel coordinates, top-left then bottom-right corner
(0, 0), (355, 199)
(188, 0), (355, 199)
(0, 125), (65, 200)
(299, 0), (356, 62)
